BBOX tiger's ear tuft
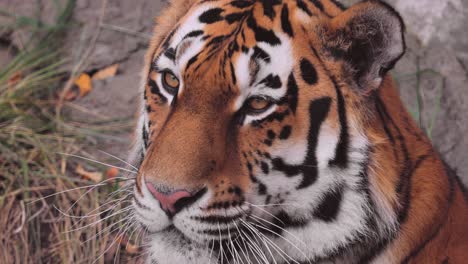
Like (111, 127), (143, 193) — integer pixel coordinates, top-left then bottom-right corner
(322, 0), (405, 92)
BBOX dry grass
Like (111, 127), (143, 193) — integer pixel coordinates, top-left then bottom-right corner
(0, 1), (142, 263)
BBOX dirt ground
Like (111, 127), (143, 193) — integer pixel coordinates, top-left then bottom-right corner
(1, 0), (467, 184)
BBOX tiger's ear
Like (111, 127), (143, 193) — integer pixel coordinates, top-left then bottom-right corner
(322, 0), (405, 92)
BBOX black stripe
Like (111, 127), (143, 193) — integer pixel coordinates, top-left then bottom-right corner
(250, 173), (268, 195)
(230, 0), (253, 8)
(267, 130), (276, 139)
(400, 158), (456, 264)
(142, 124), (148, 148)
(374, 96), (412, 223)
(148, 79), (167, 103)
(279, 125), (292, 140)
(161, 26), (178, 49)
(308, 0), (324, 11)
(375, 97), (397, 158)
(252, 46), (271, 63)
(183, 30), (204, 39)
(298, 97), (332, 189)
(309, 45), (349, 169)
(163, 48), (176, 61)
(313, 185), (343, 221)
(225, 12), (247, 23)
(281, 4), (294, 37)
(206, 35), (227, 47)
(259, 74), (282, 89)
(230, 62), (237, 85)
(269, 210), (308, 236)
(401, 220), (445, 264)
(134, 197), (151, 211)
(261, 161), (270, 174)
(173, 187), (207, 214)
(251, 109), (290, 127)
(192, 214), (243, 224)
(328, 75), (349, 168)
(296, 0), (313, 16)
(300, 58), (318, 85)
(200, 227), (238, 236)
(199, 8), (224, 24)
(272, 158), (301, 176)
(261, 0), (281, 19)
(286, 73), (299, 114)
(246, 15), (281, 45)
(330, 0), (346, 11)
(446, 162), (468, 201)
(185, 53), (200, 71)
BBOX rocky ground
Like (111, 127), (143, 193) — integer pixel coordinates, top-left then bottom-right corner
(1, 0), (467, 184)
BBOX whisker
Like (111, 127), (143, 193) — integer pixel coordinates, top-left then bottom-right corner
(29, 176), (134, 204)
(237, 218), (268, 264)
(208, 238), (215, 264)
(248, 214), (308, 248)
(238, 220), (270, 264)
(217, 221), (227, 264)
(231, 219), (250, 264)
(240, 207), (310, 262)
(244, 202), (285, 225)
(224, 211), (241, 264)
(239, 230), (262, 264)
(57, 152), (138, 174)
(247, 202), (298, 207)
(64, 206), (132, 233)
(53, 197), (128, 220)
(98, 149), (139, 171)
(248, 222), (300, 264)
(241, 219), (277, 264)
(83, 214), (134, 244)
(92, 215), (134, 264)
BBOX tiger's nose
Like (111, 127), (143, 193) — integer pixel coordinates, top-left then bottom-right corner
(145, 183), (205, 216)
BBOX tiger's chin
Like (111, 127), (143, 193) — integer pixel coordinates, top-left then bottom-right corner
(141, 219), (251, 264)
(145, 226), (217, 264)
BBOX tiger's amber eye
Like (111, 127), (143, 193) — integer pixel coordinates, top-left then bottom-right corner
(247, 97), (271, 112)
(162, 72), (179, 89)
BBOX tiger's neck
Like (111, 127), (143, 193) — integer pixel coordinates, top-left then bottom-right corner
(361, 77), (468, 263)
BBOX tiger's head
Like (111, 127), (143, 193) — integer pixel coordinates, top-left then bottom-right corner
(130, 0), (405, 263)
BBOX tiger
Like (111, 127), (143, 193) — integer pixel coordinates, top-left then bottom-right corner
(128, 0), (468, 263)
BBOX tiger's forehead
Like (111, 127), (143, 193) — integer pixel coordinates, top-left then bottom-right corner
(152, 0), (335, 109)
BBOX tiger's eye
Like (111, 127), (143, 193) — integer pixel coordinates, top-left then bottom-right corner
(247, 97), (271, 112)
(162, 72), (179, 89)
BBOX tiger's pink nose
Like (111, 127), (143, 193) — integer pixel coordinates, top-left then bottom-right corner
(145, 183), (193, 215)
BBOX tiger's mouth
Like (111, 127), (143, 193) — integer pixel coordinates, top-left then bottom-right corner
(145, 212), (282, 262)
(133, 191), (256, 246)
(133, 176), (258, 245)
(141, 209), (252, 244)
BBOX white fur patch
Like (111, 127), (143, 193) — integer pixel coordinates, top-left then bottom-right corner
(233, 33), (294, 126)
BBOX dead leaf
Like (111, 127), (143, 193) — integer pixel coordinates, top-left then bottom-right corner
(75, 164), (102, 183)
(8, 71), (22, 87)
(106, 167), (119, 179)
(92, 64), (119, 80)
(74, 73), (92, 97)
(125, 243), (139, 254)
(117, 235), (140, 254)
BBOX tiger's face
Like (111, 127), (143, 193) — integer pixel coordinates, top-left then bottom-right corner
(131, 0), (405, 263)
